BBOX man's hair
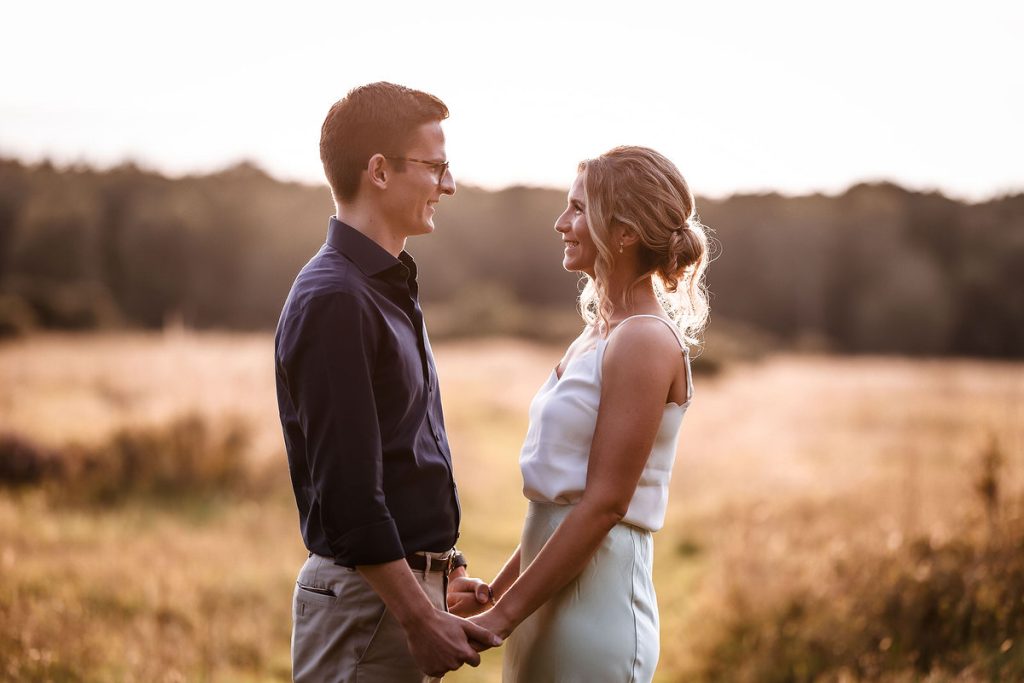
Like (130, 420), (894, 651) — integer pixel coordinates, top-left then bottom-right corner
(320, 82), (449, 202)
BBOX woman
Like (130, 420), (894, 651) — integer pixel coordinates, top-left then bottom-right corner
(450, 146), (710, 682)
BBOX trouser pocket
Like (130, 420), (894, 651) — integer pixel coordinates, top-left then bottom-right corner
(291, 555), (391, 682)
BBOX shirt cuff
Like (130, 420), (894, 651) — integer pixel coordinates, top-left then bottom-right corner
(330, 518), (405, 567)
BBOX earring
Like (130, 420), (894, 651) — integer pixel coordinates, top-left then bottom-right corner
(619, 240), (624, 254)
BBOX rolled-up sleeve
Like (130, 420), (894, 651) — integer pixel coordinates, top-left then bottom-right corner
(282, 292), (404, 566)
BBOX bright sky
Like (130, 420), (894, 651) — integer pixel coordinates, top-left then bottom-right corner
(3, 0), (1022, 200)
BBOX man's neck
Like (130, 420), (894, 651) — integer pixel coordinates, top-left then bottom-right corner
(335, 204), (406, 258)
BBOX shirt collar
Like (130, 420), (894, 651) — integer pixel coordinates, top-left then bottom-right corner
(326, 217), (412, 278)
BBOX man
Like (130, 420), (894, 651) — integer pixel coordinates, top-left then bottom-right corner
(275, 82), (499, 681)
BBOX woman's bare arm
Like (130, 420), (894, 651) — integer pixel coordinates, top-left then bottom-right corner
(471, 320), (683, 637)
(489, 546), (521, 600)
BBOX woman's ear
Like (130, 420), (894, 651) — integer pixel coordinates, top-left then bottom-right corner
(367, 154), (389, 189)
(620, 227), (640, 248)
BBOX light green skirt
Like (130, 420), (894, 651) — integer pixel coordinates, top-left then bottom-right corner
(502, 501), (659, 683)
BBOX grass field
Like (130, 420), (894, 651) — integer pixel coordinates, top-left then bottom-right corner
(1, 332), (1022, 682)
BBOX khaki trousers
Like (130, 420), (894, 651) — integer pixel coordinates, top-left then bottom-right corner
(291, 553), (447, 682)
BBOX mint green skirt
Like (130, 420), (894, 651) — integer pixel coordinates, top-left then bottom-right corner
(502, 501), (659, 683)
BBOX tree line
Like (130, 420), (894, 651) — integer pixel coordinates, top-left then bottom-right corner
(0, 157), (1020, 356)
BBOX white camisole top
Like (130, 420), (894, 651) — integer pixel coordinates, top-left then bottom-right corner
(518, 315), (693, 532)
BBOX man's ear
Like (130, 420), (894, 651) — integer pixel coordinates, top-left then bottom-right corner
(367, 154), (389, 190)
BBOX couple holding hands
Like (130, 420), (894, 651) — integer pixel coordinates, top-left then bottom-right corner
(274, 81), (709, 682)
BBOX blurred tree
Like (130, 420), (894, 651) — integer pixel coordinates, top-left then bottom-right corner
(0, 159), (29, 284)
(0, 157), (1020, 357)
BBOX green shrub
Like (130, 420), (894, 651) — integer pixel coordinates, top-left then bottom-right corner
(0, 294), (38, 338)
(0, 414), (252, 504)
(0, 432), (62, 486)
(691, 443), (1024, 682)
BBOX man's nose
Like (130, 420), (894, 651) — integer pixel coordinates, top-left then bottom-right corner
(440, 169), (456, 196)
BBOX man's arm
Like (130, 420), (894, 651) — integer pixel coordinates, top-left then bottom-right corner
(283, 292), (404, 565)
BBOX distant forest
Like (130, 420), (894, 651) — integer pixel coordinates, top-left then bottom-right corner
(0, 157), (1021, 357)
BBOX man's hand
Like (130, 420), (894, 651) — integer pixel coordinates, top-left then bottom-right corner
(404, 608), (503, 678)
(447, 575), (494, 617)
(357, 559), (501, 677)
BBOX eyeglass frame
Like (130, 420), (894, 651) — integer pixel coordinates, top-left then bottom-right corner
(382, 156), (450, 187)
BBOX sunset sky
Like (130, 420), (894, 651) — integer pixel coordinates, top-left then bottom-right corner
(3, 0), (1022, 200)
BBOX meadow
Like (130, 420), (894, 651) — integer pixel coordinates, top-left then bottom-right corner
(1, 332), (1022, 682)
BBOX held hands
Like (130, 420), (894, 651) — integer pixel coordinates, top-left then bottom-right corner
(446, 568), (515, 640)
(468, 605), (514, 641)
(447, 574), (494, 617)
(405, 608), (502, 678)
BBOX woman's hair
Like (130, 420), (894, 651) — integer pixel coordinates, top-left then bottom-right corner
(320, 82), (448, 203)
(577, 145), (710, 346)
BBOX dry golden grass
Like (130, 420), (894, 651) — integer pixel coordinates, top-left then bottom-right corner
(0, 332), (1022, 681)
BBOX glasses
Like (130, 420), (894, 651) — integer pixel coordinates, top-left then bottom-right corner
(384, 156), (450, 187)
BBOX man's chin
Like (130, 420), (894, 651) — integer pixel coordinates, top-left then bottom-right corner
(402, 221), (435, 239)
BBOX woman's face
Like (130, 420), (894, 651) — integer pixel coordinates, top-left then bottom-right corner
(554, 173), (598, 276)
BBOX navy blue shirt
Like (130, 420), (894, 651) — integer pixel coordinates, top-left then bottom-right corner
(275, 218), (460, 567)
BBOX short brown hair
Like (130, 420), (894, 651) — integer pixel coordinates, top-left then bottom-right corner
(320, 82), (449, 202)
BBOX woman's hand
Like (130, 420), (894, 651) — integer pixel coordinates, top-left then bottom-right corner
(469, 605), (515, 641)
(447, 575), (494, 617)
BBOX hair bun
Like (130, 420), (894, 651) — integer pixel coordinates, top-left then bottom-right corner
(576, 145), (710, 344)
(669, 223), (689, 263)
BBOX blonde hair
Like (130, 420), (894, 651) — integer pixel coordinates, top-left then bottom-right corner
(577, 146), (710, 346)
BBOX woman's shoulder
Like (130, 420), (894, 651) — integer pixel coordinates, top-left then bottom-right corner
(602, 315), (685, 373)
(608, 315), (683, 348)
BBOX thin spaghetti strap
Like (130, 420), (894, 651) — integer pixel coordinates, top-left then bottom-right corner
(682, 346), (694, 401)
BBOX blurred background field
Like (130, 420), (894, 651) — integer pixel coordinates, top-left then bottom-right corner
(3, 3), (1024, 680)
(2, 134), (1023, 683)
(1, 332), (1021, 682)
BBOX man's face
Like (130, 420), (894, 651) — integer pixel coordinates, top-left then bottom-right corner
(382, 121), (456, 239)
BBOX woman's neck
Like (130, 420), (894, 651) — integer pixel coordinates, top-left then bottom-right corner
(602, 277), (662, 326)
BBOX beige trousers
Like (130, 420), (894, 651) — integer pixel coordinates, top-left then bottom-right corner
(291, 553), (447, 683)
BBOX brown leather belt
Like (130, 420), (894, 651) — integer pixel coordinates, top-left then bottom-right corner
(406, 552), (454, 573)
